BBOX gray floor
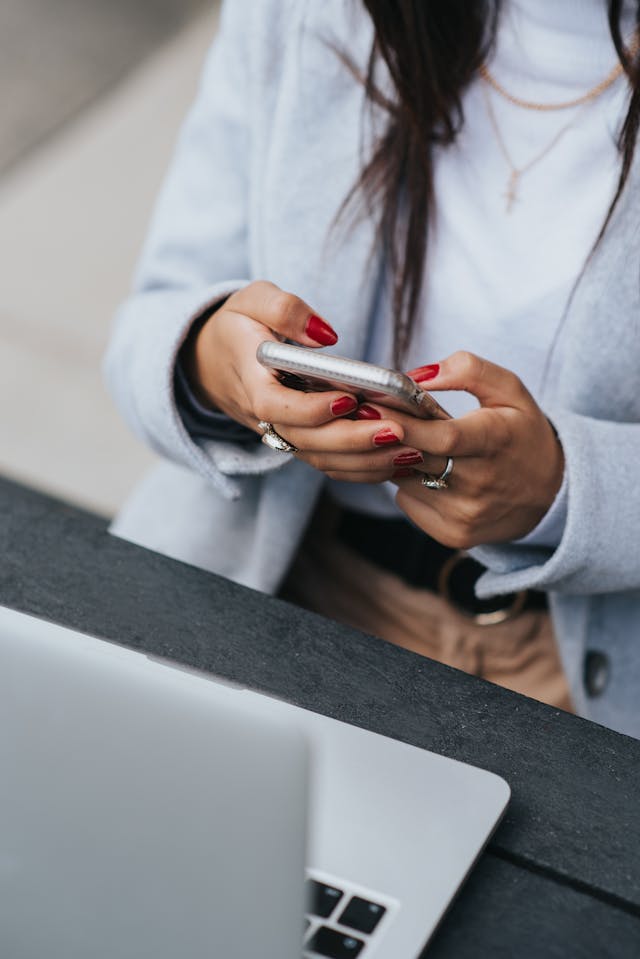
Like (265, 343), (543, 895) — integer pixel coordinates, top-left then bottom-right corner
(0, 0), (207, 174)
(0, 3), (220, 515)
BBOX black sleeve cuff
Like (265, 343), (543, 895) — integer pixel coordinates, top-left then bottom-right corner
(174, 346), (259, 446)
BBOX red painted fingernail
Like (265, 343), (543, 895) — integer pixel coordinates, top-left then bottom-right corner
(392, 468), (414, 479)
(306, 314), (338, 346)
(373, 428), (400, 446)
(392, 450), (424, 466)
(331, 396), (357, 416)
(356, 404), (382, 420)
(407, 363), (440, 382)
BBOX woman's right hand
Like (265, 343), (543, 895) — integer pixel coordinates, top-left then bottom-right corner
(182, 280), (360, 432)
(183, 280), (423, 485)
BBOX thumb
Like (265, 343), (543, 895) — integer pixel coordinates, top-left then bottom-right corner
(407, 350), (532, 410)
(226, 280), (338, 348)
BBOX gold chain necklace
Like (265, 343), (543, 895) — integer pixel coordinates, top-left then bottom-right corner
(481, 85), (582, 212)
(479, 33), (639, 112)
(480, 32), (638, 211)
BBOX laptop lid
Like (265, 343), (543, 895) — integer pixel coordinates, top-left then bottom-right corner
(0, 606), (309, 959)
(0, 605), (510, 958)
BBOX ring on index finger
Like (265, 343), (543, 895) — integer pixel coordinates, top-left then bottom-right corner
(257, 420), (298, 453)
(421, 456), (454, 490)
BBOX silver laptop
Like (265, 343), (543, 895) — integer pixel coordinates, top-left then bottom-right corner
(0, 605), (509, 958)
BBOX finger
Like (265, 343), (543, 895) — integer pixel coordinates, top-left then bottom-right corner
(394, 477), (483, 550)
(250, 372), (360, 429)
(352, 402), (508, 458)
(394, 475), (502, 550)
(393, 482), (447, 531)
(215, 317), (356, 429)
(396, 482), (491, 551)
(398, 407), (514, 458)
(274, 417), (405, 453)
(291, 444), (424, 474)
(415, 452), (458, 478)
(395, 486), (466, 548)
(407, 351), (533, 410)
(391, 471), (450, 507)
(227, 280), (338, 347)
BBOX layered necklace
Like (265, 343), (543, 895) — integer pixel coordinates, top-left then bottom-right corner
(479, 33), (640, 213)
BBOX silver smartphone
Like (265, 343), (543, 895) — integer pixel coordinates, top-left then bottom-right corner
(256, 341), (450, 420)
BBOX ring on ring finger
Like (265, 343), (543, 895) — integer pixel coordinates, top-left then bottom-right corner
(421, 456), (454, 490)
(257, 420), (298, 453)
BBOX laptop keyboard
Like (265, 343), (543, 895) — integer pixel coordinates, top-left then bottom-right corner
(304, 876), (391, 957)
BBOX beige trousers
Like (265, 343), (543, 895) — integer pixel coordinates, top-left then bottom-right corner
(281, 506), (574, 713)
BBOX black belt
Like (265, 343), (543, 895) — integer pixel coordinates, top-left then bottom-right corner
(335, 508), (547, 625)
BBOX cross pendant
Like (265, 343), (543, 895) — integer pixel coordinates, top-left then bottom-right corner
(504, 170), (520, 213)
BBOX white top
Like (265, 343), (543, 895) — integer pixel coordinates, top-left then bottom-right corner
(330, 0), (636, 539)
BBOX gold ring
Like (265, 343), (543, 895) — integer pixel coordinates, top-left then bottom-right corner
(257, 420), (298, 453)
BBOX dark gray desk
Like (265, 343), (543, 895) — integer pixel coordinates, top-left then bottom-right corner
(2, 476), (639, 958)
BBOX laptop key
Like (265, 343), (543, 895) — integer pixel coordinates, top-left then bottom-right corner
(307, 926), (365, 957)
(306, 880), (344, 918)
(338, 896), (386, 934)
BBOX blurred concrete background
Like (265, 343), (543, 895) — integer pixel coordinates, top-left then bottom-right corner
(0, 0), (220, 516)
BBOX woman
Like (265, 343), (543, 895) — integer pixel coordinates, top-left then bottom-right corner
(105, 0), (640, 737)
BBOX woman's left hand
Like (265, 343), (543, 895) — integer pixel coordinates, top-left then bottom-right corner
(390, 351), (564, 548)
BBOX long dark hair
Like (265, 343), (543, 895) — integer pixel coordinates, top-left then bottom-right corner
(339, 0), (640, 365)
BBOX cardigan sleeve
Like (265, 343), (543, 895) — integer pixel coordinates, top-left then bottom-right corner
(471, 405), (640, 595)
(512, 473), (568, 549)
(103, 0), (289, 500)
